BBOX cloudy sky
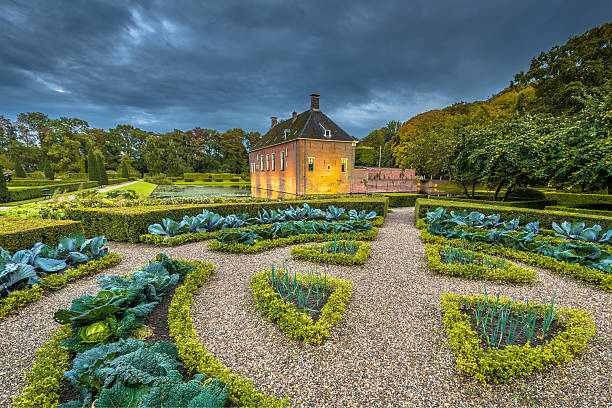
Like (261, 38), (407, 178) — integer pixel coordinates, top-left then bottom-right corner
(1, 1), (610, 137)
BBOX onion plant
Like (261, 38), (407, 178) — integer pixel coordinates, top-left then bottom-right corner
(443, 240), (476, 265)
(472, 285), (558, 348)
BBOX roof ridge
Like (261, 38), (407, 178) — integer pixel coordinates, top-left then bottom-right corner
(297, 110), (313, 138)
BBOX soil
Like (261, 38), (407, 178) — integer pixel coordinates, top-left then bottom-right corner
(462, 305), (563, 351)
(274, 284), (332, 322)
(59, 284), (193, 404)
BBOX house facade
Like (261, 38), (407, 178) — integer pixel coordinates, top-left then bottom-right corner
(249, 94), (357, 198)
(249, 93), (418, 198)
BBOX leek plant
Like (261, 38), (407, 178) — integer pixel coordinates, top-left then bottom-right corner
(472, 285), (558, 348)
(443, 240), (476, 265)
(322, 234), (358, 255)
(269, 262), (328, 314)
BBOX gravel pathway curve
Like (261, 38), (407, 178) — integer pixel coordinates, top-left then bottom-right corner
(0, 207), (609, 407)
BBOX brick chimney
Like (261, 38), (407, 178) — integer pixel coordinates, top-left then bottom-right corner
(310, 93), (320, 111)
(270, 116), (278, 128)
(292, 111), (297, 122)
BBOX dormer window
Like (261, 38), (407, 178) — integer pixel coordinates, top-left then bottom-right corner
(284, 129), (290, 139)
(324, 129), (331, 138)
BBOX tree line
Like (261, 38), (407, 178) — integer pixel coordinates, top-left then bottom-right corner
(0, 114), (261, 179)
(366, 22), (612, 195)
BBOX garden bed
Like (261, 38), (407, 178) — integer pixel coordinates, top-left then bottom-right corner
(441, 293), (595, 384)
(209, 228), (379, 254)
(251, 268), (353, 345)
(291, 240), (371, 265)
(424, 243), (536, 283)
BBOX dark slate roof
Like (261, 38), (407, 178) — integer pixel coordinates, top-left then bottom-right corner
(251, 109), (356, 151)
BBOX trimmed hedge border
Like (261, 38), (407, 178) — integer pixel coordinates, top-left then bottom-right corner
(441, 196), (556, 210)
(542, 191), (612, 207)
(441, 293), (595, 384)
(168, 260), (287, 407)
(6, 181), (99, 202)
(545, 205), (612, 217)
(0, 217), (83, 252)
(208, 228), (379, 254)
(140, 216), (384, 247)
(290, 241), (371, 265)
(377, 193), (427, 207)
(12, 325), (72, 408)
(415, 198), (612, 229)
(425, 243), (536, 283)
(0, 252), (123, 322)
(418, 227), (612, 292)
(251, 269), (353, 344)
(66, 197), (389, 242)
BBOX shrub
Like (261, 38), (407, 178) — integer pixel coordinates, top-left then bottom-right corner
(441, 293), (595, 384)
(87, 151), (98, 182)
(442, 196), (555, 210)
(12, 325), (72, 408)
(418, 226), (612, 292)
(184, 178), (194, 182)
(545, 205), (612, 217)
(542, 191), (612, 208)
(251, 269), (353, 344)
(209, 228), (379, 254)
(0, 217), (82, 252)
(291, 241), (371, 265)
(377, 193), (427, 207)
(415, 198), (612, 229)
(67, 197), (388, 242)
(0, 166), (9, 202)
(168, 260), (287, 407)
(119, 160), (129, 179)
(6, 181), (100, 203)
(96, 153), (108, 185)
(424, 243), (536, 283)
(14, 158), (26, 178)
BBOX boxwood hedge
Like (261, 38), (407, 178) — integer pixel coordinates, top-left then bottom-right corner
(290, 241), (371, 265)
(425, 243), (536, 283)
(168, 260), (287, 407)
(66, 197), (388, 242)
(0, 217), (83, 252)
(414, 198), (612, 229)
(441, 293), (595, 384)
(251, 269), (353, 345)
(542, 191), (612, 207)
(377, 193), (427, 207)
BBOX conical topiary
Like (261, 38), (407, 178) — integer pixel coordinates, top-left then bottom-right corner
(14, 158), (26, 178)
(0, 165), (10, 202)
(87, 151), (98, 181)
(120, 160), (129, 179)
(42, 159), (54, 180)
(96, 154), (108, 185)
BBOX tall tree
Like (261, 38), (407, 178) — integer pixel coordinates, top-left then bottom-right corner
(42, 158), (54, 180)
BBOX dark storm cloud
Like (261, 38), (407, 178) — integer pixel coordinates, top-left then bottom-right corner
(1, 0), (610, 136)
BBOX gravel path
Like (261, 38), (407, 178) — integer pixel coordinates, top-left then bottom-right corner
(0, 207), (609, 407)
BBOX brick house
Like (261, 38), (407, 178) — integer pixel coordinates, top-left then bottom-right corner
(249, 94), (417, 198)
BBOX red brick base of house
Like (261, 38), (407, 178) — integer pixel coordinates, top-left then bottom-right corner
(351, 167), (418, 193)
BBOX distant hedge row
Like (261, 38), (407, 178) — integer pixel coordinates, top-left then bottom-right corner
(65, 197), (389, 242)
(3, 178), (130, 203)
(414, 198), (612, 229)
(0, 217), (83, 252)
(542, 191), (612, 207)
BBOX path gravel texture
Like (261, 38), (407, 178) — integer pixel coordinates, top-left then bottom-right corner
(0, 207), (610, 407)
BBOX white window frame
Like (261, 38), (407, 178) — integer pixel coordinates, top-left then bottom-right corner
(280, 151), (285, 171)
(308, 157), (315, 172)
(266, 154), (269, 171)
(271, 153), (275, 171)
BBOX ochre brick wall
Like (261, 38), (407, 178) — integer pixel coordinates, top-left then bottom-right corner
(249, 139), (355, 197)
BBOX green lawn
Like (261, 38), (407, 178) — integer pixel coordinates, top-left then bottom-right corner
(105, 181), (157, 197)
